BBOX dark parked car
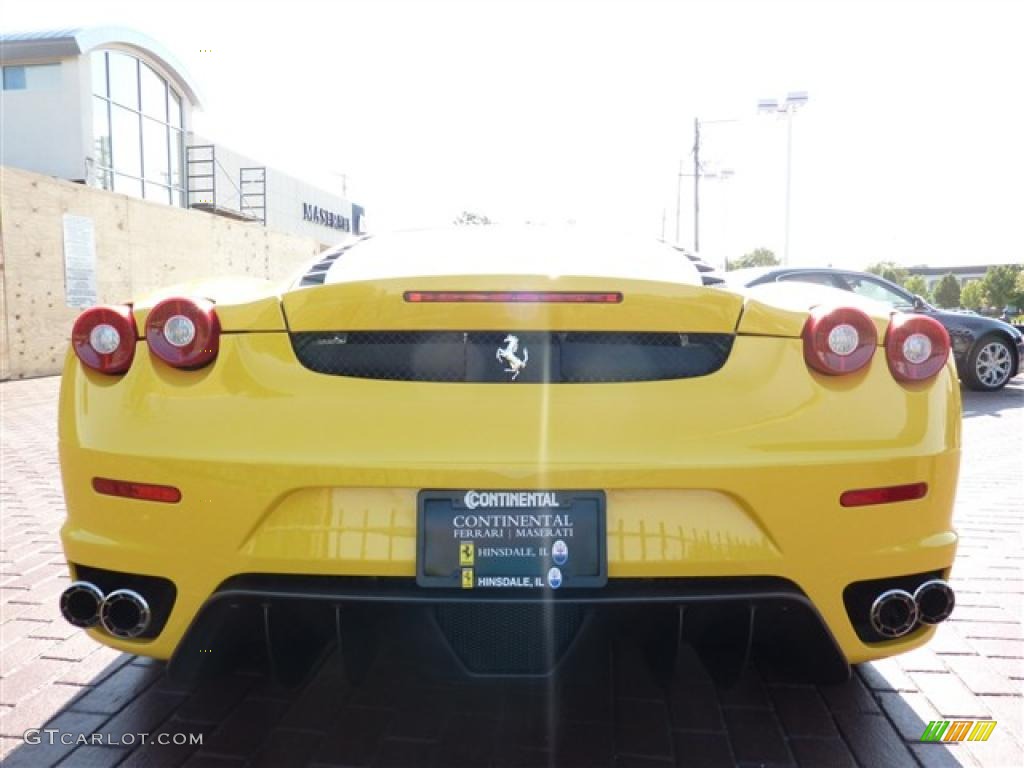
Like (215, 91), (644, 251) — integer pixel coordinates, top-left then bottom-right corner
(726, 267), (1024, 391)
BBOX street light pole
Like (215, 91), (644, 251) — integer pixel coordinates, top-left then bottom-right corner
(783, 109), (793, 263)
(675, 159), (683, 244)
(758, 92), (808, 265)
(693, 117), (701, 253)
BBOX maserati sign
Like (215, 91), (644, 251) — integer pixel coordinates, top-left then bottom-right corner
(302, 203), (351, 232)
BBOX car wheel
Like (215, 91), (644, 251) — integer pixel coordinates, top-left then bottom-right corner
(965, 336), (1015, 391)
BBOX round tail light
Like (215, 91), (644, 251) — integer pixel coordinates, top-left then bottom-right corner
(71, 306), (137, 374)
(886, 314), (950, 382)
(802, 306), (878, 375)
(146, 297), (220, 369)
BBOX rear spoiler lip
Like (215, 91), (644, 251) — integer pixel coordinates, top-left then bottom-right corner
(282, 276), (744, 335)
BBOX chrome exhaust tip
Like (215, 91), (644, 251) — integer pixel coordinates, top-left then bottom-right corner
(99, 589), (151, 639)
(59, 581), (105, 628)
(914, 579), (955, 625)
(870, 589), (919, 638)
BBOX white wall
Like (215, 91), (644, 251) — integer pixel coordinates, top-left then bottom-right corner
(1, 166), (323, 379)
(265, 169), (357, 245)
(187, 134), (362, 246)
(0, 57), (87, 180)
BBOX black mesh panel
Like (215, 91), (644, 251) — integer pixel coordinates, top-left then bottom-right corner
(290, 331), (733, 383)
(435, 603), (584, 674)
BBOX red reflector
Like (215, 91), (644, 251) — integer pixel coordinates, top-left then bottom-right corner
(92, 477), (181, 504)
(403, 291), (623, 303)
(840, 483), (927, 507)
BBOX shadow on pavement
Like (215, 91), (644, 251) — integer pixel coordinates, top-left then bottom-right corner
(961, 379), (1023, 420)
(4, 610), (967, 768)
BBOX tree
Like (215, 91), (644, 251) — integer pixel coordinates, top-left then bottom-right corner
(959, 280), (984, 311)
(1014, 270), (1024, 309)
(730, 248), (779, 270)
(903, 275), (930, 302)
(933, 273), (961, 309)
(980, 265), (1022, 310)
(453, 211), (492, 226)
(866, 261), (909, 286)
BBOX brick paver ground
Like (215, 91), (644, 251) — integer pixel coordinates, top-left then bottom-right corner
(1, 376), (1021, 767)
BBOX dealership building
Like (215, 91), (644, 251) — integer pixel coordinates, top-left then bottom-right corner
(1, 26), (369, 380)
(0, 26), (364, 245)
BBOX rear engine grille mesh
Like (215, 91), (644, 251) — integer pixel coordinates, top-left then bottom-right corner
(436, 603), (584, 674)
(290, 331), (733, 383)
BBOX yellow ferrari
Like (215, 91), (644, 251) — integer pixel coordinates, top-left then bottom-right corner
(57, 228), (960, 684)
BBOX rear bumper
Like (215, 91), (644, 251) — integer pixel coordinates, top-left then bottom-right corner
(169, 574), (852, 682)
(65, 569), (951, 683)
(61, 464), (958, 667)
(58, 333), (961, 667)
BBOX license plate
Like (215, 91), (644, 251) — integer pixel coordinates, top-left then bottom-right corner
(416, 490), (607, 589)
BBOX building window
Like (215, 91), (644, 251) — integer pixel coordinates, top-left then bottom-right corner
(2, 63), (61, 91)
(145, 182), (171, 205)
(114, 174), (143, 199)
(89, 49), (186, 207)
(142, 118), (169, 183)
(140, 63), (167, 121)
(169, 90), (182, 129)
(94, 168), (113, 191)
(92, 96), (112, 169)
(169, 129), (183, 187)
(107, 51), (139, 109)
(110, 105), (142, 177)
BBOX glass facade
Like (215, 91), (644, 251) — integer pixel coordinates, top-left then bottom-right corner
(110, 105), (142, 177)
(90, 50), (185, 205)
(169, 90), (182, 129)
(142, 118), (169, 182)
(140, 63), (166, 121)
(92, 96), (112, 170)
(107, 52), (138, 109)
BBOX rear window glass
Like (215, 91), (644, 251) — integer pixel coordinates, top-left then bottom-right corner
(319, 228), (702, 287)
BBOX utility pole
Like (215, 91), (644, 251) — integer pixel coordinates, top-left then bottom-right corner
(693, 117), (701, 253)
(676, 117), (734, 252)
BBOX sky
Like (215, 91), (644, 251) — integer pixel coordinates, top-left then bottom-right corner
(3, 0), (1023, 269)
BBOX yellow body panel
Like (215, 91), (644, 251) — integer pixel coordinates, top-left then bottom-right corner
(238, 488), (782, 568)
(128, 276), (288, 332)
(736, 282), (895, 339)
(59, 301), (961, 665)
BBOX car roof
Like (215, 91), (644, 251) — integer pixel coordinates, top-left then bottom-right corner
(726, 266), (898, 288)
(721, 266), (775, 285)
